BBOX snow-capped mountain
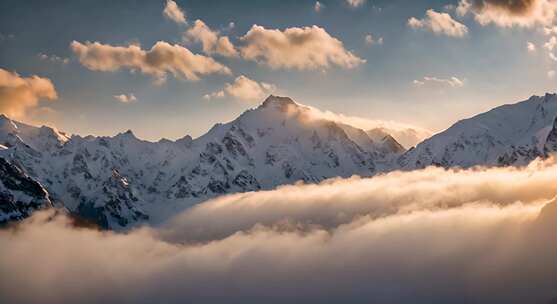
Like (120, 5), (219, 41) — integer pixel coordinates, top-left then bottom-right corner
(0, 96), (405, 228)
(4, 93), (557, 229)
(398, 93), (557, 169)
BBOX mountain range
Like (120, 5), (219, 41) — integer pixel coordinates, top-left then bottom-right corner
(1, 93), (556, 229)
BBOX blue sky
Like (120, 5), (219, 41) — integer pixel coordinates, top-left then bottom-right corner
(0, 0), (556, 141)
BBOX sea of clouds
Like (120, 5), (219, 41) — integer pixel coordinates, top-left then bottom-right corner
(2, 158), (557, 303)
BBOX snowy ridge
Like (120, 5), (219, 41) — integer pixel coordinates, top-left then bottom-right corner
(3, 93), (557, 229)
(0, 95), (405, 228)
(398, 93), (557, 169)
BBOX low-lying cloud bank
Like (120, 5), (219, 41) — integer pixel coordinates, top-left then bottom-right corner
(3, 159), (557, 303)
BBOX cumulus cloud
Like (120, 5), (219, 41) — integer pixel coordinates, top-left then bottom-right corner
(113, 93), (137, 103)
(346, 0), (366, 8)
(0, 68), (58, 120)
(413, 76), (465, 88)
(364, 34), (383, 46)
(408, 9), (469, 37)
(163, 0), (186, 25)
(70, 41), (231, 83)
(4, 159), (557, 303)
(457, 0), (557, 28)
(204, 75), (276, 103)
(185, 20), (238, 57)
(239, 25), (366, 70)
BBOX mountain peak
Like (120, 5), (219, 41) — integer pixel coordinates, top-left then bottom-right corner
(0, 114), (11, 121)
(115, 129), (138, 140)
(260, 95), (298, 109)
(543, 92), (557, 102)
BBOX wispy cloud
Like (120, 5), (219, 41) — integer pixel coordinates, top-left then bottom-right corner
(413, 76), (465, 88)
(37, 53), (70, 64)
(288, 102), (432, 148)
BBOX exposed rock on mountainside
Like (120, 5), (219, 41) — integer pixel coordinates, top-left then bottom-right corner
(0, 157), (53, 223)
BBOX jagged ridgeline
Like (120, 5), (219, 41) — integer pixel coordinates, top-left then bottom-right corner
(1, 93), (557, 229)
(0, 96), (404, 229)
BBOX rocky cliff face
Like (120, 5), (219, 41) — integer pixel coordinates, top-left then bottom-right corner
(0, 157), (53, 223)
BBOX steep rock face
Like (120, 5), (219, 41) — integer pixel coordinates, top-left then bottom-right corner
(0, 157), (53, 223)
(0, 96), (405, 229)
(398, 93), (557, 169)
(544, 117), (557, 156)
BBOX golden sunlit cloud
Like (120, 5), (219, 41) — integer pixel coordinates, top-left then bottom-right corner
(239, 25), (366, 70)
(0, 68), (58, 120)
(185, 20), (239, 58)
(204, 75), (276, 103)
(163, 0), (187, 25)
(457, 0), (557, 28)
(70, 40), (231, 83)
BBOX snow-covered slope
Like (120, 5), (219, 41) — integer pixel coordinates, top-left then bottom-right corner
(0, 96), (405, 228)
(6, 93), (555, 229)
(398, 93), (557, 169)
